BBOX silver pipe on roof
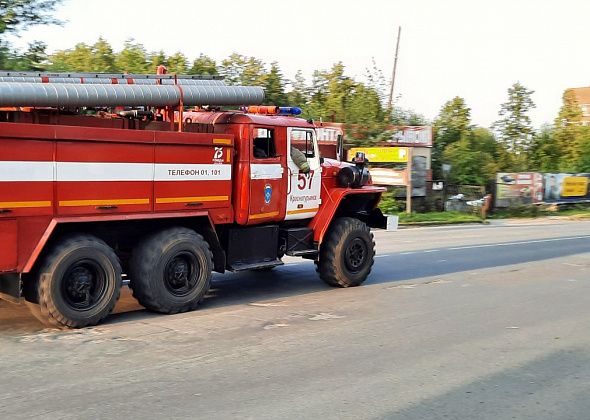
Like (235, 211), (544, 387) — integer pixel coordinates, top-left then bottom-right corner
(0, 82), (264, 107)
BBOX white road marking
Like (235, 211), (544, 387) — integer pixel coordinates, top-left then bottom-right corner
(447, 235), (590, 251)
(375, 254), (391, 258)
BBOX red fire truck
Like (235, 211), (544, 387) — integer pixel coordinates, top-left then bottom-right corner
(0, 71), (386, 328)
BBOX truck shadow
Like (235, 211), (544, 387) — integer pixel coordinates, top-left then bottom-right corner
(2, 238), (589, 334)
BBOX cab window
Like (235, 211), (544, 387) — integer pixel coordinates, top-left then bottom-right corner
(253, 128), (276, 159)
(290, 129), (315, 158)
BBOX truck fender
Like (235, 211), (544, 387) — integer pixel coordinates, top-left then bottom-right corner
(308, 186), (385, 244)
(22, 211), (223, 273)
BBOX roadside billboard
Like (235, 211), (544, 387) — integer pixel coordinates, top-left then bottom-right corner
(544, 173), (590, 202)
(495, 172), (544, 207)
(495, 172), (590, 206)
(347, 147), (409, 163)
(385, 126), (432, 147)
(368, 168), (408, 186)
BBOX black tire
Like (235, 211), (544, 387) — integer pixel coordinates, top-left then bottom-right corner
(36, 235), (122, 328)
(317, 217), (375, 288)
(129, 227), (212, 314)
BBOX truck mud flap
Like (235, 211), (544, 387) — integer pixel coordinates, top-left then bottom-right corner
(366, 207), (389, 230)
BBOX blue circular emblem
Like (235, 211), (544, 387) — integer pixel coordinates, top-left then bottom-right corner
(264, 184), (272, 204)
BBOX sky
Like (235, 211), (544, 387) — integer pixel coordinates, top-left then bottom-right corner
(8, 0), (590, 128)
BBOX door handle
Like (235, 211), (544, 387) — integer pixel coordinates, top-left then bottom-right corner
(185, 202), (203, 207)
(287, 167), (292, 194)
(0, 209), (12, 214)
(96, 205), (118, 210)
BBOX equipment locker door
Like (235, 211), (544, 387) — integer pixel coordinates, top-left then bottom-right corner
(286, 128), (321, 220)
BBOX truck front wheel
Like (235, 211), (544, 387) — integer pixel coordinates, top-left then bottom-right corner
(129, 227), (212, 314)
(317, 217), (375, 288)
(35, 235), (122, 328)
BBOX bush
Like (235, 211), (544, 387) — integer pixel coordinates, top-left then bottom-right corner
(378, 191), (403, 214)
(491, 204), (541, 218)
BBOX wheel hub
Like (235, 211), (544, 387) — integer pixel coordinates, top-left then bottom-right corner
(164, 253), (199, 297)
(344, 238), (367, 272)
(167, 257), (190, 288)
(62, 260), (107, 311)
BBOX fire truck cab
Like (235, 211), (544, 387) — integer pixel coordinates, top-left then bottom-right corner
(0, 71), (387, 328)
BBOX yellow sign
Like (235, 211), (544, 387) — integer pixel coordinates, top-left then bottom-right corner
(347, 147), (409, 163)
(562, 176), (589, 197)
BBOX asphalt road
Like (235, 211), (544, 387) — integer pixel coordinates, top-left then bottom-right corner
(1, 219), (590, 419)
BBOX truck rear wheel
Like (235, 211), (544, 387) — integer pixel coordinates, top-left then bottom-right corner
(129, 227), (212, 314)
(317, 217), (375, 288)
(35, 235), (122, 328)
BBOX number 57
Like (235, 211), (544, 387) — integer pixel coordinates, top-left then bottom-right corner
(297, 170), (315, 190)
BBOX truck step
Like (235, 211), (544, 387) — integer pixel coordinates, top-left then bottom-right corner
(286, 249), (318, 257)
(230, 260), (284, 272)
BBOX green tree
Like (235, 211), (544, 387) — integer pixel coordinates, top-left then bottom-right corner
(88, 37), (115, 72)
(0, 0), (62, 36)
(0, 1), (62, 70)
(219, 53), (246, 84)
(219, 53), (267, 86)
(147, 50), (167, 71)
(240, 56), (267, 86)
(262, 61), (286, 105)
(344, 83), (387, 144)
(115, 39), (148, 73)
(189, 54), (217, 75)
(577, 127), (590, 172)
(554, 89), (584, 171)
(443, 128), (499, 185)
(493, 82), (535, 170)
(305, 63), (356, 122)
(432, 97), (472, 178)
(166, 51), (188, 74)
(6, 40), (47, 70)
(528, 125), (560, 172)
(390, 107), (427, 126)
(286, 70), (308, 106)
(48, 42), (92, 71)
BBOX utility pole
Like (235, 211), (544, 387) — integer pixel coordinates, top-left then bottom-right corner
(387, 26), (402, 110)
(406, 147), (413, 214)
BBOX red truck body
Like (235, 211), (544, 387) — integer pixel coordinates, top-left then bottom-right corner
(0, 71), (386, 328)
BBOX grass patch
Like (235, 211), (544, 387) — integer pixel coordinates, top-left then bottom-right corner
(396, 211), (482, 225)
(490, 203), (590, 219)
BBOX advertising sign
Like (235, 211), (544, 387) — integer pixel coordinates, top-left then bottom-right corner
(315, 127), (342, 142)
(495, 172), (544, 207)
(347, 147), (409, 163)
(386, 126), (432, 147)
(544, 173), (590, 202)
(369, 168), (408, 186)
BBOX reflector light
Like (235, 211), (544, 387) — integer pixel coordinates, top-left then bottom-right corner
(241, 106), (279, 115)
(241, 106), (302, 116)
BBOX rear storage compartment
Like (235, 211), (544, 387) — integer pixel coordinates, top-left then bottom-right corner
(0, 219), (17, 271)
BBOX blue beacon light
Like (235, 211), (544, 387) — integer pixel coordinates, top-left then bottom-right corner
(278, 107), (302, 115)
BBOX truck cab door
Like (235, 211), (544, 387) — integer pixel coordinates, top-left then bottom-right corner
(248, 126), (284, 222)
(286, 127), (321, 220)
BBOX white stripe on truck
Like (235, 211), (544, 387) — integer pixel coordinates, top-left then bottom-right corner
(0, 161), (232, 182)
